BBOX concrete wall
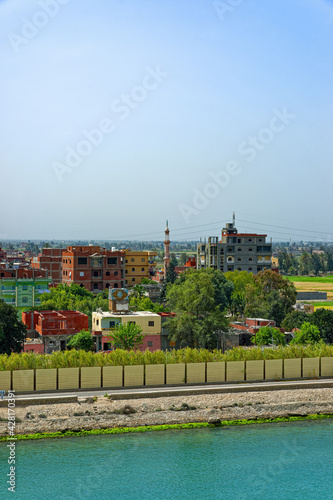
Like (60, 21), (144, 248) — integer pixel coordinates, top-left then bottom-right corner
(1, 357), (333, 392)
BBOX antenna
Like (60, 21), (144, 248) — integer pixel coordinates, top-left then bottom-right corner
(233, 212), (235, 225)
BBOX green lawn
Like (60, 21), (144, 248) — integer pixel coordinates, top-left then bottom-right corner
(304, 301), (333, 307)
(287, 276), (333, 283)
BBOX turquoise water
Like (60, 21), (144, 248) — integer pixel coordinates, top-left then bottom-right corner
(1, 420), (333, 499)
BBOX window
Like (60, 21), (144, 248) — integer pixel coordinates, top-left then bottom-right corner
(237, 248), (242, 252)
(63, 271), (65, 275)
(238, 267), (241, 271)
(147, 341), (153, 347)
(249, 257), (253, 261)
(238, 239), (242, 243)
(78, 257), (87, 265)
(141, 268), (144, 272)
(109, 321), (115, 328)
(114, 271), (118, 276)
(132, 278), (135, 282)
(237, 258), (241, 261)
(108, 257), (117, 265)
(93, 283), (98, 289)
(106, 271), (110, 276)
(36, 285), (41, 289)
(96, 319), (99, 326)
(249, 267), (253, 271)
(131, 258), (135, 262)
(249, 248), (253, 252)
(105, 283), (110, 288)
(0, 273), (3, 278)
(248, 238), (252, 242)
(114, 283), (118, 288)
(12, 286), (15, 290)
(22, 285), (28, 290)
(125, 270), (128, 274)
(80, 272), (84, 277)
(66, 259), (67, 264)
(129, 321), (136, 325)
(93, 271), (98, 277)
(148, 321), (154, 327)
(141, 258), (145, 262)
(132, 268), (135, 272)
(22, 297), (28, 303)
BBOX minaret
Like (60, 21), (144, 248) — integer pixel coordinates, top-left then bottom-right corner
(164, 220), (170, 278)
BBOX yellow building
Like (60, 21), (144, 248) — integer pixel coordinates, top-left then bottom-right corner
(124, 250), (157, 286)
(92, 310), (161, 351)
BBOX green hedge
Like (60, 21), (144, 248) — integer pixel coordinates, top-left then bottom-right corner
(1, 345), (333, 371)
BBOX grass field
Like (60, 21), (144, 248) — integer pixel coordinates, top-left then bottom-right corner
(286, 276), (333, 300)
(305, 301), (333, 307)
(287, 276), (333, 283)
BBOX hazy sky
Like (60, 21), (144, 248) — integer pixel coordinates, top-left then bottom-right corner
(1, 0), (333, 242)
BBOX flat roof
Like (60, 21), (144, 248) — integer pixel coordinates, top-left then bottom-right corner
(93, 310), (160, 318)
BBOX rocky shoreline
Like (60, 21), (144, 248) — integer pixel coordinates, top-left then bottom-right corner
(1, 387), (333, 437)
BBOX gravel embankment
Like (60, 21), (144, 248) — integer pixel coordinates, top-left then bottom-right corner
(1, 388), (333, 436)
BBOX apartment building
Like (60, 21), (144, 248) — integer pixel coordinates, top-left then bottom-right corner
(31, 248), (63, 284)
(124, 250), (157, 286)
(197, 216), (272, 273)
(0, 274), (51, 309)
(61, 245), (125, 293)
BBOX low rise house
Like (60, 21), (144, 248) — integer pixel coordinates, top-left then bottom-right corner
(92, 310), (161, 352)
(22, 310), (89, 354)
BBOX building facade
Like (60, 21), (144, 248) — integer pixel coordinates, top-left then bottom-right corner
(197, 216), (272, 273)
(31, 248), (63, 284)
(124, 250), (157, 286)
(61, 245), (125, 292)
(92, 310), (161, 352)
(22, 310), (89, 354)
(0, 275), (51, 309)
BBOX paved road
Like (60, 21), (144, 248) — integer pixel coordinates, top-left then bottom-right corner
(5, 378), (333, 402)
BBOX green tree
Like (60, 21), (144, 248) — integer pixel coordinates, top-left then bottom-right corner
(109, 323), (144, 350)
(67, 330), (94, 351)
(225, 270), (254, 316)
(131, 285), (145, 299)
(290, 322), (322, 345)
(0, 301), (27, 354)
(159, 261), (178, 302)
(39, 283), (109, 327)
(179, 253), (187, 266)
(299, 252), (312, 275)
(309, 308), (333, 344)
(244, 270), (297, 326)
(165, 269), (230, 348)
(251, 326), (286, 346)
(129, 296), (168, 313)
(281, 310), (308, 331)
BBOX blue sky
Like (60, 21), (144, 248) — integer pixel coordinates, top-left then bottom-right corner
(1, 0), (333, 241)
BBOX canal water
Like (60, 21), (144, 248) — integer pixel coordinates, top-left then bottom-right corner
(0, 420), (333, 499)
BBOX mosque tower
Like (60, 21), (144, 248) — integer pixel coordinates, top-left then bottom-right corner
(163, 220), (170, 278)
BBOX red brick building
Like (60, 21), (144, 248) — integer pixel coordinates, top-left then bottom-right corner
(230, 318), (276, 334)
(0, 247), (7, 261)
(31, 248), (63, 284)
(61, 245), (125, 293)
(22, 310), (89, 353)
(0, 266), (48, 279)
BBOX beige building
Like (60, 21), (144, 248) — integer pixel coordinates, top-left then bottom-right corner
(92, 310), (161, 351)
(124, 250), (157, 286)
